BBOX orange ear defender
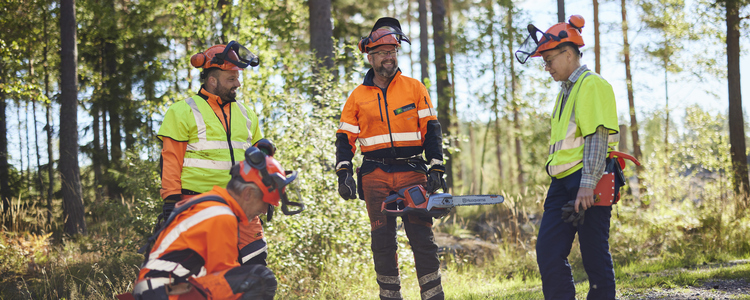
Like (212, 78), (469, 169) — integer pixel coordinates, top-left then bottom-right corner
(190, 53), (207, 68)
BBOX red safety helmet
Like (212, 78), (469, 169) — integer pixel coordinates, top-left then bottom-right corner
(515, 15), (585, 64)
(358, 17), (411, 53)
(190, 41), (260, 70)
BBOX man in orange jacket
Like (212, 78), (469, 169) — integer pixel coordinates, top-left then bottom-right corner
(158, 41), (275, 266)
(336, 17), (445, 300)
(121, 147), (295, 300)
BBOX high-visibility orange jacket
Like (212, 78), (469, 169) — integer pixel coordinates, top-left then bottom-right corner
(336, 69), (443, 173)
(138, 186), (248, 281)
(158, 88), (263, 202)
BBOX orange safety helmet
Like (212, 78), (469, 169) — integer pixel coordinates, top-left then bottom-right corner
(358, 17), (411, 53)
(231, 147), (304, 218)
(515, 15), (585, 64)
(190, 41), (260, 70)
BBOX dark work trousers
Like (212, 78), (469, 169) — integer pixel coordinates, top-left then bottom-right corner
(536, 170), (616, 300)
(362, 168), (444, 300)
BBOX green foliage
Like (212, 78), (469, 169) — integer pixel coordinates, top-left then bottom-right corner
(639, 0), (697, 73)
(255, 53), (374, 297)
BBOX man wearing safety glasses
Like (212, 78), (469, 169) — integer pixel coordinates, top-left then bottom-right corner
(516, 16), (620, 299)
(335, 17), (445, 300)
(156, 41), (278, 268)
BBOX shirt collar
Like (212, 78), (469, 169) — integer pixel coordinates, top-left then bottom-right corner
(198, 86), (235, 106)
(363, 68), (402, 87)
(562, 64), (589, 90)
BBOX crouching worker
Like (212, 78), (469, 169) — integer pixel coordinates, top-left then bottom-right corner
(118, 147), (299, 300)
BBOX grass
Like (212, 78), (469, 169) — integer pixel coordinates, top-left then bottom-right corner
(3, 176), (750, 299)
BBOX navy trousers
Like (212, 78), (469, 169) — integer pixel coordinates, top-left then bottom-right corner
(536, 170), (616, 300)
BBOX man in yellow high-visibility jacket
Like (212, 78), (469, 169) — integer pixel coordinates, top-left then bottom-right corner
(158, 41), (276, 266)
(516, 15), (620, 299)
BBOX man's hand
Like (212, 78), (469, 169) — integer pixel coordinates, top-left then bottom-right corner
(424, 165), (447, 193)
(337, 170), (357, 200)
(574, 187), (595, 213)
(253, 139), (276, 156)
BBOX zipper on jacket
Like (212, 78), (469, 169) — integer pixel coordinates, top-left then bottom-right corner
(381, 88), (397, 156)
(377, 94), (384, 122)
(218, 101), (235, 165)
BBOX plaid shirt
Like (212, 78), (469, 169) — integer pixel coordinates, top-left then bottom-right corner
(558, 65), (608, 189)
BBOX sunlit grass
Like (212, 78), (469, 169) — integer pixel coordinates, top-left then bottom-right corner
(4, 161), (750, 299)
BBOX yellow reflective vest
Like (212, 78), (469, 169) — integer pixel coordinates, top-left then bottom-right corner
(546, 71), (619, 178)
(158, 95), (262, 193)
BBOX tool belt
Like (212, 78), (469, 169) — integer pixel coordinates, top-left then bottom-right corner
(593, 151), (641, 206)
(364, 155), (426, 165)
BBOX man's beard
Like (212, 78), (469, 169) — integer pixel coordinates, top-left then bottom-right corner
(216, 82), (237, 102)
(374, 59), (398, 79)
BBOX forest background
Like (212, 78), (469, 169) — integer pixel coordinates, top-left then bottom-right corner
(1, 0), (750, 298)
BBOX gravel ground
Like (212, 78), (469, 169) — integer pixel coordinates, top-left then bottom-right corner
(621, 278), (750, 299)
(620, 260), (750, 299)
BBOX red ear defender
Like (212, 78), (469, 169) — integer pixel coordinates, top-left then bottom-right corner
(358, 37), (369, 53)
(190, 53), (207, 68)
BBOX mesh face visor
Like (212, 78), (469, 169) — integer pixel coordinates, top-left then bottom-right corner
(218, 41), (260, 68)
(233, 147), (305, 222)
(360, 26), (411, 52)
(276, 171), (304, 216)
(515, 24), (566, 64)
(370, 26), (411, 45)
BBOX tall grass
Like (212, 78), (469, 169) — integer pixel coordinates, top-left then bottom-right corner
(4, 168), (750, 299)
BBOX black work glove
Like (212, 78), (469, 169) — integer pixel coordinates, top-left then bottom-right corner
(154, 197), (178, 233)
(561, 200), (585, 227)
(254, 138), (276, 156)
(162, 194), (180, 216)
(336, 168), (357, 200)
(424, 164), (447, 193)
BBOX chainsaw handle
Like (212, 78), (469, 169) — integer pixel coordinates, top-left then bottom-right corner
(608, 151), (641, 167)
(381, 196), (406, 216)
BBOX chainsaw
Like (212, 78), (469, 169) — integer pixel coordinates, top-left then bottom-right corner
(381, 185), (505, 218)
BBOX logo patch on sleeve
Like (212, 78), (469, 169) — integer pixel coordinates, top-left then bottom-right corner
(393, 103), (416, 116)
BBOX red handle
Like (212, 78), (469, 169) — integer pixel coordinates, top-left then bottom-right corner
(608, 151), (641, 167)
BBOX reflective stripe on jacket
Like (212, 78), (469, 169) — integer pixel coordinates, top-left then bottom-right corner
(158, 89), (262, 195)
(336, 69), (442, 171)
(546, 71), (619, 178)
(138, 186), (249, 281)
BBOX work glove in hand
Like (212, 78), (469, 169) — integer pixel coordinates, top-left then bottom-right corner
(561, 200), (585, 226)
(424, 165), (447, 193)
(254, 138), (277, 156)
(337, 169), (357, 200)
(153, 199), (177, 233)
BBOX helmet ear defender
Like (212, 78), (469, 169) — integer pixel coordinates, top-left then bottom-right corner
(190, 53), (207, 68)
(358, 37), (371, 53)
